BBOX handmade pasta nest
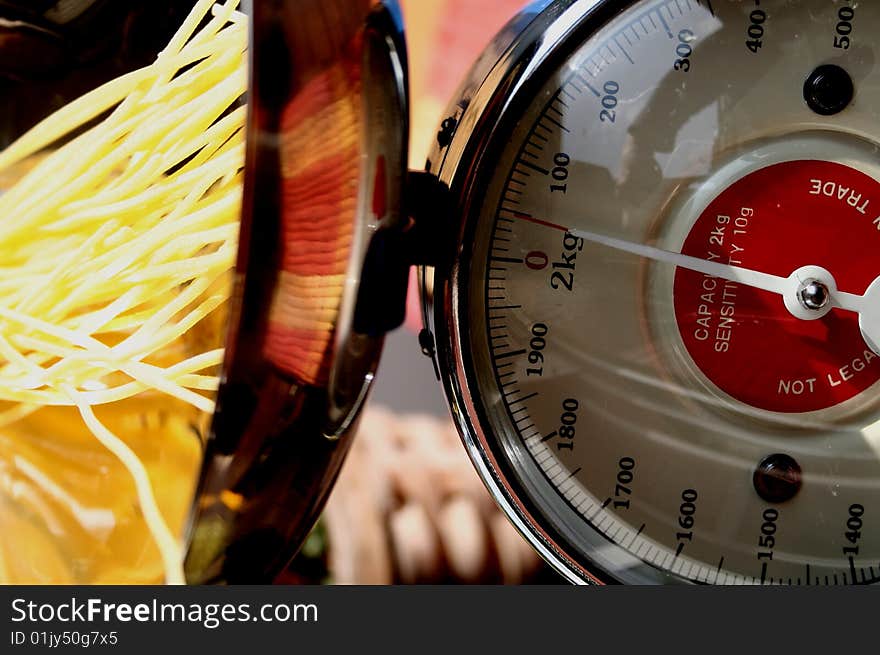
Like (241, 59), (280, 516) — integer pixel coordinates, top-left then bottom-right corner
(0, 0), (245, 584)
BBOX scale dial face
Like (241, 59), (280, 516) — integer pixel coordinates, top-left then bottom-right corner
(456, 0), (880, 584)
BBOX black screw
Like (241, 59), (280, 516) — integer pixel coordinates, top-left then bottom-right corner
(753, 454), (803, 504)
(804, 64), (854, 116)
(437, 117), (457, 147)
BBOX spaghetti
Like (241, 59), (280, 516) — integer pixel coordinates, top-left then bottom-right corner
(0, 0), (247, 584)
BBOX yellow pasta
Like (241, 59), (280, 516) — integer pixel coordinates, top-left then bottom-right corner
(0, 0), (248, 584)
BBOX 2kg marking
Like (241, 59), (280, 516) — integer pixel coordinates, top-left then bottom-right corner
(550, 232), (585, 292)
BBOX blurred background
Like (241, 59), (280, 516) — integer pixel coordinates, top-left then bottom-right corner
(282, 0), (565, 585)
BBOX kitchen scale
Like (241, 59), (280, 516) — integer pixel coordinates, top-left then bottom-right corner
(2, 0), (879, 585)
(403, 0), (880, 586)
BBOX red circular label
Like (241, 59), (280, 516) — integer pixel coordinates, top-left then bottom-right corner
(673, 160), (880, 413)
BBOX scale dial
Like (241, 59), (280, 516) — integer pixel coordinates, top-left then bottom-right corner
(433, 0), (880, 584)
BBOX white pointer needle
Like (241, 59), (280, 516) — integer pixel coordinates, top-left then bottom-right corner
(568, 228), (791, 297)
(512, 212), (880, 354)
